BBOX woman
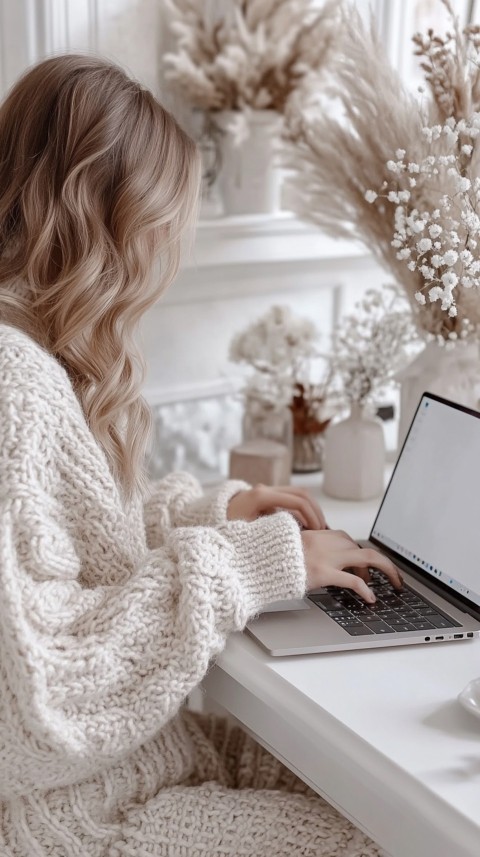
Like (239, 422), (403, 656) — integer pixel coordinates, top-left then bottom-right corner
(0, 55), (399, 856)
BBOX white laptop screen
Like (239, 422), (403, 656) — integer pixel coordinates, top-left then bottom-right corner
(371, 393), (480, 609)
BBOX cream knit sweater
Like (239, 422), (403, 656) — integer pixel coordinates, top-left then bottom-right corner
(0, 324), (382, 857)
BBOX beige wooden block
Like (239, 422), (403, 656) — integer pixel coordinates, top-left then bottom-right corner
(229, 439), (291, 486)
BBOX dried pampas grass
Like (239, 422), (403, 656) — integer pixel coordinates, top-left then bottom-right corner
(163, 0), (339, 112)
(283, 0), (480, 339)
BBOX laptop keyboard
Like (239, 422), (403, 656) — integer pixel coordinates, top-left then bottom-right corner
(308, 569), (461, 636)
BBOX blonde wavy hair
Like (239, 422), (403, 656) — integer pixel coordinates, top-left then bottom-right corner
(0, 54), (201, 497)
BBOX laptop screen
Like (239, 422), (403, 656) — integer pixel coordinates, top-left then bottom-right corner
(371, 393), (480, 610)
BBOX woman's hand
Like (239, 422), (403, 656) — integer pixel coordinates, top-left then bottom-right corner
(227, 483), (328, 530)
(302, 529), (403, 604)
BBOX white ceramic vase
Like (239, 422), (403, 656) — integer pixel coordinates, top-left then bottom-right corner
(323, 403), (386, 501)
(396, 341), (480, 449)
(214, 110), (283, 216)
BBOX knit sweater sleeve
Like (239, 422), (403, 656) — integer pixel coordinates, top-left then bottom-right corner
(0, 328), (307, 796)
(143, 473), (252, 547)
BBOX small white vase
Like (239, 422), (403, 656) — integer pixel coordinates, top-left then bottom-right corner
(323, 403), (386, 501)
(396, 341), (480, 449)
(214, 110), (283, 216)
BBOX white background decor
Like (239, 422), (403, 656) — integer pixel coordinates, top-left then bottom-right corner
(2, 0), (472, 481)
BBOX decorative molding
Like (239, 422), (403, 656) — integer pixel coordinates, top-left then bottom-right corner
(0, 2), (5, 95)
(0, 0), (99, 98)
(0, 0), (40, 95)
(87, 0), (99, 52)
(40, 0), (98, 54)
(165, 260), (362, 306)
(143, 377), (239, 407)
(41, 0), (69, 53)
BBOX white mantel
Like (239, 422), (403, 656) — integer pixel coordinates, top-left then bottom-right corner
(182, 213), (369, 272)
(157, 213), (375, 309)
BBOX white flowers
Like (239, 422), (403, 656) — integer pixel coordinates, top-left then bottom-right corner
(229, 305), (317, 374)
(330, 287), (415, 405)
(441, 271), (458, 289)
(428, 286), (443, 300)
(443, 249), (458, 266)
(229, 305), (326, 412)
(366, 114), (480, 323)
(417, 238), (432, 253)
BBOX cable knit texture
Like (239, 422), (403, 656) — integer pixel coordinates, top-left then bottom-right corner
(0, 323), (382, 857)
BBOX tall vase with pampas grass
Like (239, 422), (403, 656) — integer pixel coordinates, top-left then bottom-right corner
(164, 0), (338, 215)
(283, 0), (480, 441)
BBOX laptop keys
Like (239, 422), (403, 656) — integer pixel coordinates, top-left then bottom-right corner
(343, 625), (375, 636)
(386, 623), (417, 632)
(428, 615), (459, 629)
(363, 620), (395, 634)
(308, 577), (461, 636)
(309, 592), (343, 611)
(411, 620), (435, 630)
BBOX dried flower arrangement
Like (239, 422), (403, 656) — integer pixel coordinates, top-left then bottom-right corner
(229, 305), (334, 438)
(329, 287), (416, 407)
(283, 0), (480, 343)
(163, 0), (338, 113)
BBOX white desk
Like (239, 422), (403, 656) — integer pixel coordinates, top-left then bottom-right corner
(202, 475), (480, 857)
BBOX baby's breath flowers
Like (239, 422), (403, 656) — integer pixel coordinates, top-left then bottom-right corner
(365, 115), (480, 342)
(330, 288), (415, 406)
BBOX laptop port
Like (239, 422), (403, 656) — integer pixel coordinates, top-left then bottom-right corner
(425, 636), (430, 641)
(467, 632), (474, 638)
(454, 634), (463, 639)
(435, 635), (444, 640)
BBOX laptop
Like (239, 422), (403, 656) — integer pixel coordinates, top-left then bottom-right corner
(247, 392), (480, 655)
